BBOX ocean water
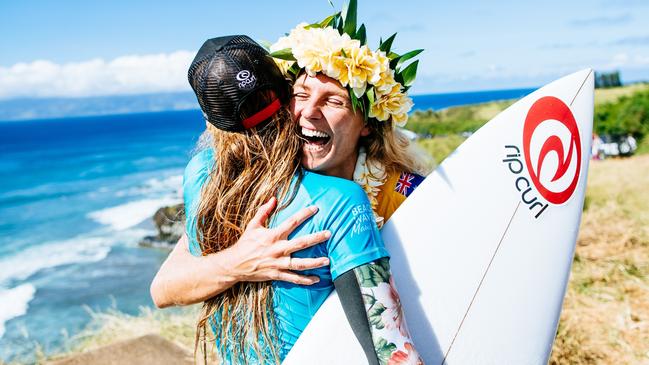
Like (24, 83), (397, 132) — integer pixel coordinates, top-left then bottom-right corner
(0, 110), (205, 361)
(0, 88), (535, 362)
(411, 87), (536, 111)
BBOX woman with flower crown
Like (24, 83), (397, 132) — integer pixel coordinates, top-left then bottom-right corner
(181, 34), (423, 364)
(151, 1), (428, 364)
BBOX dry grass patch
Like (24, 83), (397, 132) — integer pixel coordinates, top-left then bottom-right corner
(43, 306), (200, 364)
(595, 83), (649, 105)
(550, 155), (649, 364)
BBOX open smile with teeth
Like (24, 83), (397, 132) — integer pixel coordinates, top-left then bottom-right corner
(300, 127), (331, 151)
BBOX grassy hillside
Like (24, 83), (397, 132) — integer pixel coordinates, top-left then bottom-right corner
(414, 83), (649, 164)
(550, 155), (649, 364)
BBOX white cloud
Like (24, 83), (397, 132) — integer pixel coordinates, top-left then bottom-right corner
(597, 52), (649, 70)
(0, 51), (195, 100)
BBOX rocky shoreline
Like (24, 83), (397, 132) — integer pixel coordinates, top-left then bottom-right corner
(138, 203), (185, 249)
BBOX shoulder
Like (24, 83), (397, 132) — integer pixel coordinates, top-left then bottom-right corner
(183, 148), (214, 213)
(184, 149), (214, 181)
(183, 149), (214, 191)
(183, 149), (215, 257)
(301, 171), (369, 205)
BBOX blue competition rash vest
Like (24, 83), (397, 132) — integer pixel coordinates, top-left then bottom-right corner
(183, 148), (389, 362)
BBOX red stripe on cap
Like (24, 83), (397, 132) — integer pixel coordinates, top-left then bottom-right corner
(242, 98), (281, 129)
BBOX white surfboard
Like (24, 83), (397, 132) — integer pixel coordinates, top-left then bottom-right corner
(284, 69), (594, 364)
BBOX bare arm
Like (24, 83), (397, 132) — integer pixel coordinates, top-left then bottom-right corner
(150, 197), (331, 308)
(335, 258), (423, 365)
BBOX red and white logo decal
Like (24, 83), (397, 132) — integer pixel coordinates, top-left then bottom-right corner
(523, 96), (581, 205)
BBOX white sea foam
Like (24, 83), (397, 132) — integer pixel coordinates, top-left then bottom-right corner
(115, 175), (183, 198)
(0, 283), (36, 338)
(87, 197), (181, 231)
(0, 236), (113, 286)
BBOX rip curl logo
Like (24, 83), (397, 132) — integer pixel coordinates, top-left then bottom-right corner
(503, 96), (582, 219)
(236, 70), (256, 89)
(523, 96), (581, 205)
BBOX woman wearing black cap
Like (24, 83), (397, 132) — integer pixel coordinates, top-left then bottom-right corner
(165, 35), (422, 364)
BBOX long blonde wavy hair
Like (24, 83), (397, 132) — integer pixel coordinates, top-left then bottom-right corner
(193, 100), (301, 364)
(362, 118), (433, 177)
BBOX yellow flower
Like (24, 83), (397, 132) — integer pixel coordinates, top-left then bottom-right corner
(392, 110), (410, 127)
(291, 27), (349, 77)
(370, 82), (413, 126)
(323, 32), (356, 81)
(373, 51), (396, 93)
(270, 24), (308, 76)
(340, 45), (381, 98)
(374, 69), (396, 95)
(375, 51), (391, 79)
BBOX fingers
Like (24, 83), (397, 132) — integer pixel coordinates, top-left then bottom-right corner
(274, 270), (321, 286)
(248, 197), (277, 228)
(286, 256), (330, 271)
(281, 230), (331, 255)
(274, 206), (319, 238)
(269, 255), (330, 271)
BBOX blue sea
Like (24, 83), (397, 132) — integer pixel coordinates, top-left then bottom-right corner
(0, 87), (535, 362)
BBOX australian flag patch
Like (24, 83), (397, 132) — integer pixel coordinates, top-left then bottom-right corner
(394, 172), (424, 197)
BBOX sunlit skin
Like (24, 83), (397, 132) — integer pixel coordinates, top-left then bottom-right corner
(291, 73), (370, 180)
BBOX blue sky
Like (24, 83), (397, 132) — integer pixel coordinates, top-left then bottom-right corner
(1, 0), (648, 98)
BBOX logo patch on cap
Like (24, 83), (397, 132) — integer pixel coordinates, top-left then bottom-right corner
(236, 70), (256, 90)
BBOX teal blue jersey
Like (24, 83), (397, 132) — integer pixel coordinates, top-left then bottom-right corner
(183, 149), (389, 362)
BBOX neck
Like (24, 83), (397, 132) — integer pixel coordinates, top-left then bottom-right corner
(321, 150), (358, 180)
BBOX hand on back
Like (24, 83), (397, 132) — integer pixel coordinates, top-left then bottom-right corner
(225, 197), (331, 285)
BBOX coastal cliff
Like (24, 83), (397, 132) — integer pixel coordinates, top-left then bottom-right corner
(138, 204), (185, 248)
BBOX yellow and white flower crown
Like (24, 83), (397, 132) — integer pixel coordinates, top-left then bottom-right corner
(269, 0), (422, 127)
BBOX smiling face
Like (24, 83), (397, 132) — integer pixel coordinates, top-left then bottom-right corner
(290, 73), (369, 180)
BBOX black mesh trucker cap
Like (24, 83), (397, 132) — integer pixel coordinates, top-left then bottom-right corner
(187, 35), (289, 132)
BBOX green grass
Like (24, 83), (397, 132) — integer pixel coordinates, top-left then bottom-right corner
(417, 135), (466, 164)
(407, 83), (649, 156)
(636, 137), (649, 155)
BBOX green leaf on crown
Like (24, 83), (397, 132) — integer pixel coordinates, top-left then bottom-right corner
(391, 49), (424, 70)
(394, 71), (404, 86)
(357, 23), (367, 45)
(318, 12), (340, 28)
(366, 87), (375, 105)
(379, 33), (397, 53)
(342, 0), (358, 37)
(269, 48), (296, 61)
(401, 60), (419, 87)
(288, 63), (301, 76)
(350, 88), (359, 114)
